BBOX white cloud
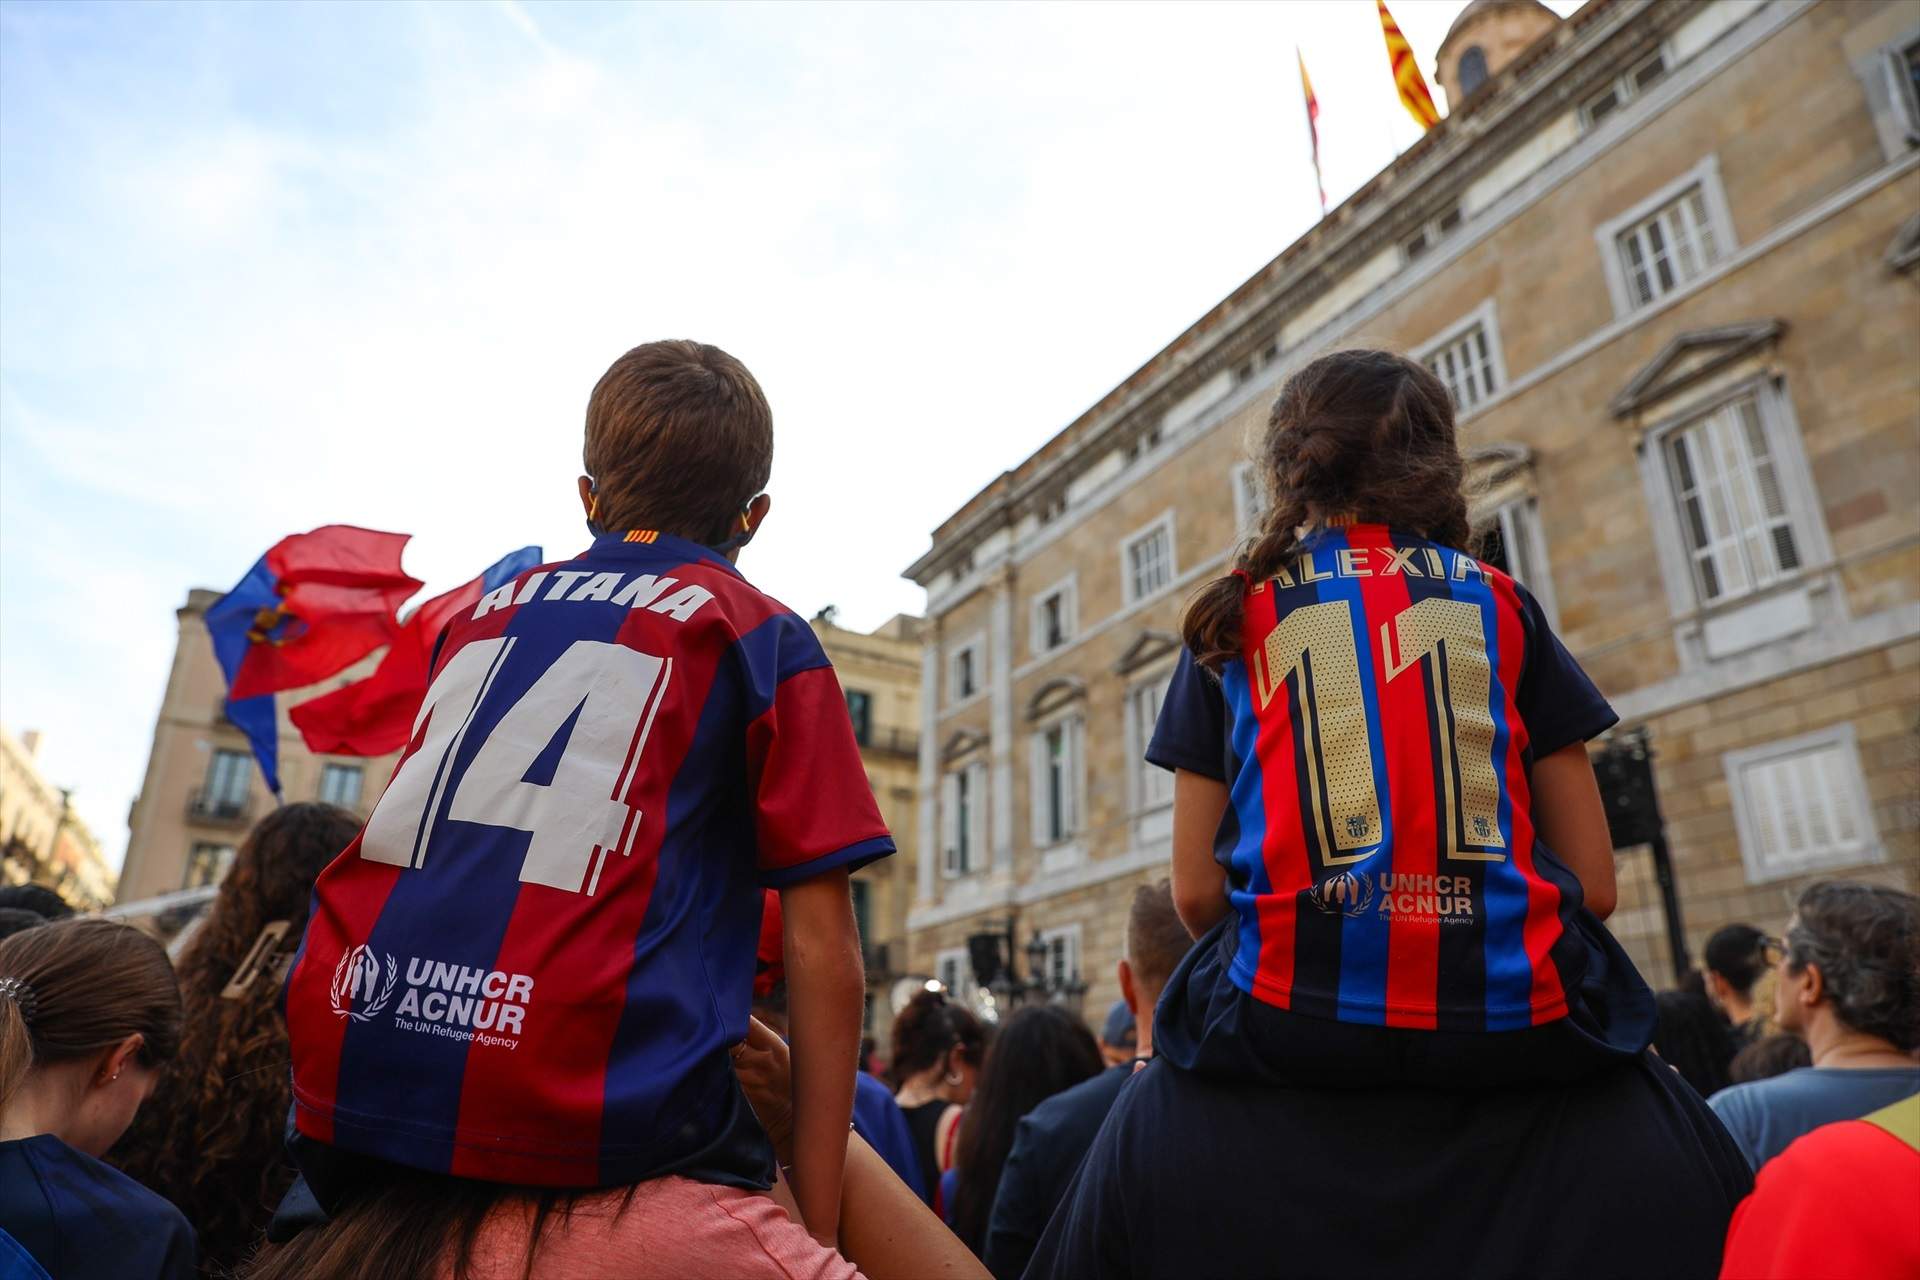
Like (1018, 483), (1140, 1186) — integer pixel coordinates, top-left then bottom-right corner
(1, 0), (1580, 868)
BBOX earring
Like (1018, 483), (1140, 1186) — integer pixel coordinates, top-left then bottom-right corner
(944, 1070), (963, 1086)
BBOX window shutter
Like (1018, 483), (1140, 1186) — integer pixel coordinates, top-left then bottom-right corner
(1068, 717), (1086, 836)
(1029, 733), (1048, 847)
(941, 774), (960, 876)
(969, 762), (989, 870)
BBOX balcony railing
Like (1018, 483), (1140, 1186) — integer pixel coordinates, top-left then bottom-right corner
(186, 789), (253, 827)
(856, 726), (920, 759)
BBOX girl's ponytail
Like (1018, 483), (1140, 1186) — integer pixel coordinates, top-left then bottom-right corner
(0, 990), (34, 1108)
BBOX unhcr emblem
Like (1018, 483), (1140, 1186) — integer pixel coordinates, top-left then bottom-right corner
(329, 944), (398, 1022)
(1306, 871), (1376, 918)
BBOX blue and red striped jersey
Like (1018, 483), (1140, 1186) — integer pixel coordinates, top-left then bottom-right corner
(285, 530), (893, 1187)
(1147, 525), (1615, 1032)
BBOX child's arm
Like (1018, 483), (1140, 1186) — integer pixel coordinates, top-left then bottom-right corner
(1530, 742), (1618, 919)
(781, 868), (865, 1247)
(1172, 769), (1232, 938)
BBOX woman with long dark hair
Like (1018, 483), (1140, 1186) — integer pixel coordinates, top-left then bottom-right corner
(946, 1005), (1102, 1255)
(112, 802), (360, 1275)
(888, 989), (986, 1205)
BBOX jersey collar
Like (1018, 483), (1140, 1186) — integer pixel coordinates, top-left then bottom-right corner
(587, 529), (744, 578)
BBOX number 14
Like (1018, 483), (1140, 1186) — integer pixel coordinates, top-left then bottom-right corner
(1252, 597), (1505, 867)
(360, 638), (672, 894)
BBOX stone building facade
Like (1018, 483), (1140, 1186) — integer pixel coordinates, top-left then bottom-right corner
(0, 727), (114, 909)
(810, 611), (925, 1042)
(118, 589), (404, 905)
(904, 0), (1920, 1017)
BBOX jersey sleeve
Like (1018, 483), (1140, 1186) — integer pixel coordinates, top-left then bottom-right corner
(742, 617), (895, 887)
(1513, 584), (1617, 760)
(1146, 647), (1230, 781)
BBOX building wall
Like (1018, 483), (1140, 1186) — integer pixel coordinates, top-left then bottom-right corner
(811, 613), (925, 1040)
(0, 727), (114, 908)
(118, 590), (402, 905)
(907, 0), (1920, 1014)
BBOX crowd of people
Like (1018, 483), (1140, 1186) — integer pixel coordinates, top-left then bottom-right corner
(0, 341), (1914, 1278)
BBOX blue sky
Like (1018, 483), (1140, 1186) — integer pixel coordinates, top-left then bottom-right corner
(0, 0), (1579, 868)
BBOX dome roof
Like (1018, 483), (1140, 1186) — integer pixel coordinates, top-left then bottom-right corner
(1439, 0), (1559, 54)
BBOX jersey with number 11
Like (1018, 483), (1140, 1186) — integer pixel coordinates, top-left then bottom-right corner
(1151, 524), (1617, 1033)
(285, 530), (894, 1187)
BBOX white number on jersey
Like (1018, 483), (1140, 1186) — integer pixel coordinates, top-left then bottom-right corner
(360, 637), (673, 895)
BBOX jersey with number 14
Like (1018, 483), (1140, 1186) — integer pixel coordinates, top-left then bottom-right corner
(285, 530), (893, 1187)
(1148, 524), (1616, 1033)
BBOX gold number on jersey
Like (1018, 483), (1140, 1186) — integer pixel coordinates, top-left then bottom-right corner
(1252, 597), (1507, 869)
(1380, 598), (1507, 860)
(1253, 602), (1382, 863)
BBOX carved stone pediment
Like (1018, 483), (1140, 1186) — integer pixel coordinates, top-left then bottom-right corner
(1610, 320), (1785, 418)
(1026, 677), (1086, 723)
(942, 728), (987, 763)
(1115, 628), (1182, 676)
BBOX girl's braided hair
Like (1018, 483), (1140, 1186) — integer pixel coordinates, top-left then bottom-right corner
(1182, 348), (1473, 669)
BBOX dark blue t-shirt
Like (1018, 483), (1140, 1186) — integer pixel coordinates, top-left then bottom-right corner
(0, 1135), (195, 1280)
(851, 1070), (926, 1201)
(1026, 1052), (1751, 1279)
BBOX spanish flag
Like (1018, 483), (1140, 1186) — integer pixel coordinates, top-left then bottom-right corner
(1377, 0), (1440, 131)
(1298, 48), (1326, 215)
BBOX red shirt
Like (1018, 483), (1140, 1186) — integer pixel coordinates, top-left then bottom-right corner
(1720, 1097), (1920, 1280)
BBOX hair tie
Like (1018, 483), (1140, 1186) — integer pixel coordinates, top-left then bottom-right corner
(0, 977), (38, 1026)
(1230, 568), (1252, 586)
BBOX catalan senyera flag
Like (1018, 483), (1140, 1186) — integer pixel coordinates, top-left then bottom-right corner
(1377, 0), (1440, 131)
(1298, 48), (1326, 216)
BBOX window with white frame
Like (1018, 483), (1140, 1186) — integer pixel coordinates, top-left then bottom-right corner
(1662, 392), (1801, 606)
(1122, 515), (1176, 604)
(941, 760), (988, 877)
(1612, 183), (1724, 311)
(949, 637), (982, 704)
(1581, 48), (1668, 128)
(1030, 579), (1076, 655)
(1478, 499), (1555, 607)
(318, 762), (364, 809)
(1424, 323), (1500, 415)
(1029, 717), (1084, 848)
(935, 947), (970, 994)
(1036, 924), (1082, 990)
(203, 749), (251, 812)
(183, 842), (237, 889)
(1726, 726), (1881, 882)
(1231, 463), (1266, 534)
(1128, 677), (1174, 815)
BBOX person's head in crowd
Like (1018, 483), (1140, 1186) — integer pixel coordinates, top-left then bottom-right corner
(579, 339), (774, 558)
(948, 1005), (1103, 1252)
(1729, 1032), (1814, 1085)
(111, 803), (359, 1275)
(889, 988), (987, 1100)
(0, 908), (49, 942)
(1182, 348), (1468, 671)
(1098, 1001), (1135, 1067)
(1653, 988), (1735, 1097)
(1704, 923), (1770, 1027)
(1119, 879), (1194, 1059)
(1774, 881), (1920, 1056)
(0, 917), (181, 1158)
(0, 884), (74, 923)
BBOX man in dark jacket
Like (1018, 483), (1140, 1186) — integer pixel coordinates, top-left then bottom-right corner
(983, 880), (1191, 1280)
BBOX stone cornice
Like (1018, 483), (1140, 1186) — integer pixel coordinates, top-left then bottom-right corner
(907, 0), (1707, 585)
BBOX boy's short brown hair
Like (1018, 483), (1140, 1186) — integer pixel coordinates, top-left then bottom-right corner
(583, 340), (773, 542)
